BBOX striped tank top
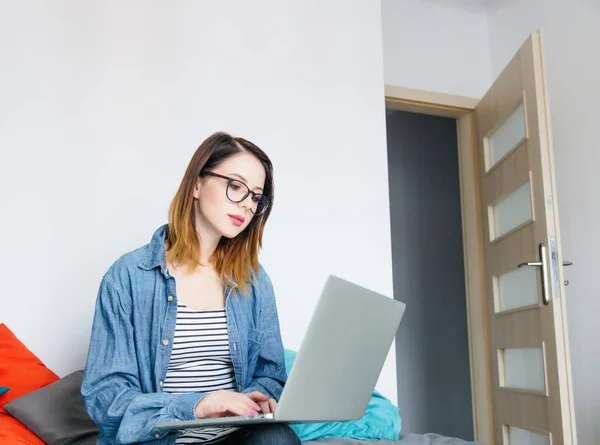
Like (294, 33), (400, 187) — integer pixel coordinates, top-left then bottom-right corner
(163, 304), (239, 444)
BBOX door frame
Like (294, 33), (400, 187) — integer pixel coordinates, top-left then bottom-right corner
(385, 84), (494, 445)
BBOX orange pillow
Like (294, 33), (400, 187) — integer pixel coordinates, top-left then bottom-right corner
(0, 323), (59, 443)
(0, 323), (59, 414)
(0, 411), (44, 445)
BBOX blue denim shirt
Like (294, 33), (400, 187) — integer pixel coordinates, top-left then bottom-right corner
(81, 225), (288, 445)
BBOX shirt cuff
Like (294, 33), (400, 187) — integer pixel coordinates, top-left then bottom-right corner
(167, 392), (207, 420)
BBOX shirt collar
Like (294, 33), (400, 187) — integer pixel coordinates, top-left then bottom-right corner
(137, 224), (238, 289)
(139, 224), (169, 275)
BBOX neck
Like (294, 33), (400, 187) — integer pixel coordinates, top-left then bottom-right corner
(193, 216), (221, 266)
(197, 231), (220, 266)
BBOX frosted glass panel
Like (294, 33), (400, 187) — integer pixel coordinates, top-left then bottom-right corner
(501, 347), (545, 391)
(491, 182), (532, 239)
(497, 267), (539, 312)
(505, 426), (550, 445)
(487, 103), (526, 169)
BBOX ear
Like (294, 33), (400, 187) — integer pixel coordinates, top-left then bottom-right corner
(192, 178), (202, 199)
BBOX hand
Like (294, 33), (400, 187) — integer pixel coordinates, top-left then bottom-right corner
(194, 390), (269, 418)
(246, 391), (278, 414)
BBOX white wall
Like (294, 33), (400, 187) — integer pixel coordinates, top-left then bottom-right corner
(381, 0), (492, 98)
(487, 2), (600, 443)
(0, 0), (398, 402)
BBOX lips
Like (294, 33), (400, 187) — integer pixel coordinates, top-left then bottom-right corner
(228, 214), (245, 226)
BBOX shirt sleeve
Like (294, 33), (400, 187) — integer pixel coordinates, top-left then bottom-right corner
(81, 274), (206, 444)
(241, 267), (287, 400)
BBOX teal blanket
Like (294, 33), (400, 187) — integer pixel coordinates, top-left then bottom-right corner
(283, 349), (401, 442)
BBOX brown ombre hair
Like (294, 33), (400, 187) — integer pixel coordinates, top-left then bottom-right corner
(166, 132), (274, 293)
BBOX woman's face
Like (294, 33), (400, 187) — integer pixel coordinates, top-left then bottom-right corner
(194, 152), (267, 239)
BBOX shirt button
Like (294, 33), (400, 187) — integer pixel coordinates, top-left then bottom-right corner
(155, 433), (160, 438)
(159, 380), (164, 387)
(167, 295), (174, 302)
(162, 339), (169, 346)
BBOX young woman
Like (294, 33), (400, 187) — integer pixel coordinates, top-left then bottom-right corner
(82, 132), (300, 445)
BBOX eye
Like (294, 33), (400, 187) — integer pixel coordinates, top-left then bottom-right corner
(252, 194), (263, 203)
(229, 181), (243, 191)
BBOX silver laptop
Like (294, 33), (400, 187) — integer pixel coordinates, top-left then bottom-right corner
(156, 274), (406, 430)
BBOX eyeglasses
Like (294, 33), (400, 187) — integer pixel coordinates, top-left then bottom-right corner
(202, 171), (270, 216)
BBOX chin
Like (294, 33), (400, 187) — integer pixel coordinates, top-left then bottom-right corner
(220, 226), (245, 239)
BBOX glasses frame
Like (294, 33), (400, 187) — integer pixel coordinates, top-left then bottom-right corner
(201, 171), (269, 216)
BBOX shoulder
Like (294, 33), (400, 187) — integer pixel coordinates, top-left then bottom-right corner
(249, 264), (278, 309)
(92, 245), (149, 314)
(101, 244), (151, 295)
(102, 224), (167, 288)
(251, 263), (274, 292)
(94, 226), (167, 315)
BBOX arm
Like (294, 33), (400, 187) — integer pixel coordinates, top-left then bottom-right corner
(242, 268), (287, 401)
(81, 274), (205, 444)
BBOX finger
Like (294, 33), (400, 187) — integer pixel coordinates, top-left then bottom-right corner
(268, 398), (277, 413)
(259, 401), (270, 414)
(238, 395), (263, 414)
(240, 401), (260, 417)
(203, 403), (228, 418)
(246, 391), (270, 402)
(237, 394), (261, 412)
(226, 401), (259, 417)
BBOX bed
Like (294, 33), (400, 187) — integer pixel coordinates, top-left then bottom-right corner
(2, 368), (482, 445)
(304, 435), (480, 445)
(72, 434), (481, 445)
(0, 323), (481, 445)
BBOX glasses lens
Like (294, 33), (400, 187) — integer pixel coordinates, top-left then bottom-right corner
(226, 179), (248, 202)
(226, 178), (269, 215)
(252, 195), (269, 215)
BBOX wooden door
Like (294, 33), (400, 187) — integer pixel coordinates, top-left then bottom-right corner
(474, 30), (577, 445)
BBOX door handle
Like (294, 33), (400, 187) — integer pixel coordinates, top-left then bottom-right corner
(562, 261), (573, 285)
(518, 248), (573, 302)
(518, 261), (543, 267)
(517, 244), (550, 305)
(518, 260), (573, 267)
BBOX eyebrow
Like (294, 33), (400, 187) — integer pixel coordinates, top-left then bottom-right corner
(229, 173), (264, 192)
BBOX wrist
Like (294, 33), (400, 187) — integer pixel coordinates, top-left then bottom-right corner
(193, 395), (208, 419)
(193, 400), (204, 419)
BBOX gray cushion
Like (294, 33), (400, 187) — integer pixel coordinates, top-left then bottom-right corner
(4, 370), (99, 445)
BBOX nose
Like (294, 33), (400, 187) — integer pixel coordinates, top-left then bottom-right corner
(237, 194), (253, 211)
